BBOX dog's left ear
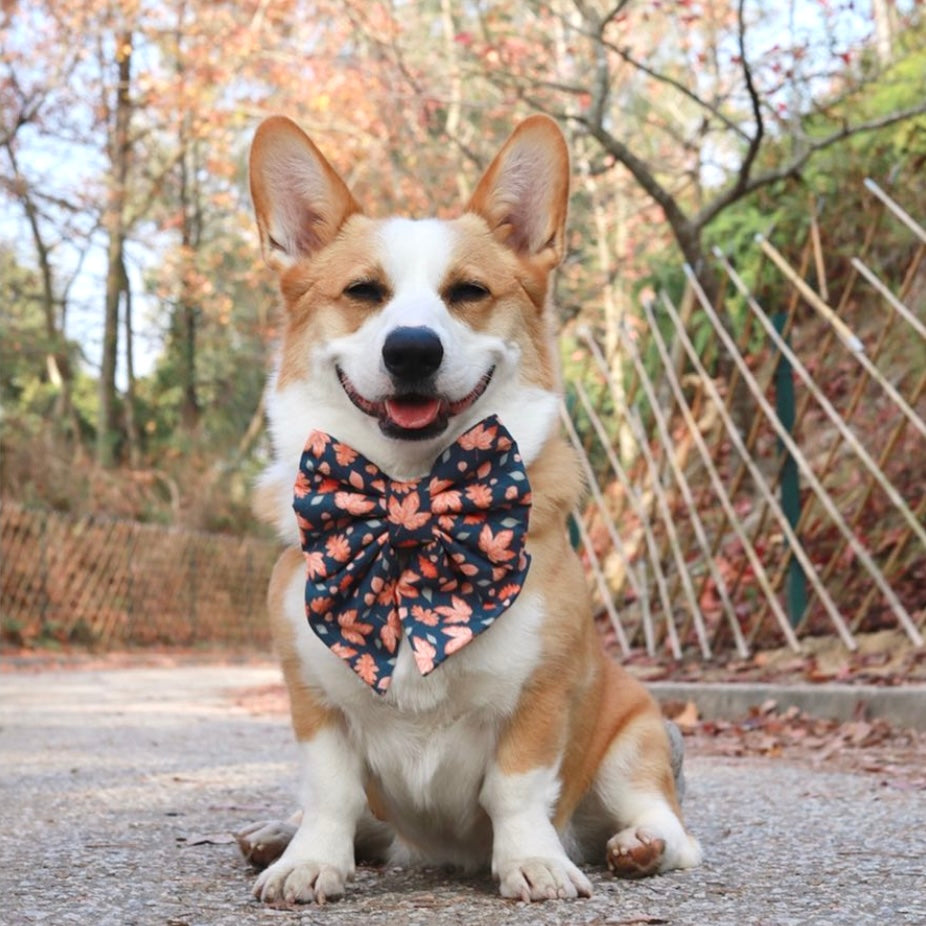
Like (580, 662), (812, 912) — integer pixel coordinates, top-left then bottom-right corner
(466, 115), (569, 271)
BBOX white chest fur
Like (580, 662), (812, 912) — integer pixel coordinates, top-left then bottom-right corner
(280, 563), (547, 866)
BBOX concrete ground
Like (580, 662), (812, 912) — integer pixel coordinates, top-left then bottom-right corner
(1, 664), (924, 926)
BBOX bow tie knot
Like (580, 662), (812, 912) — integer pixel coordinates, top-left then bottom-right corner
(293, 416), (532, 693)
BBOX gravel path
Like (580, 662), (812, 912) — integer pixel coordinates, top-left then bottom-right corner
(1, 664), (924, 926)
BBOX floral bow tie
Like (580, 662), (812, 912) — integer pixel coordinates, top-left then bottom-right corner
(293, 415), (532, 694)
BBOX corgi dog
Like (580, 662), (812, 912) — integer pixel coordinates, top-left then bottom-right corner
(237, 114), (701, 905)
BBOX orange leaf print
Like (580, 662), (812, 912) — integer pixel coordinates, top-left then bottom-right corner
(334, 491), (376, 516)
(331, 642), (358, 661)
(435, 595), (473, 624)
(478, 525), (516, 563)
(355, 653), (379, 686)
(303, 550), (327, 579)
(339, 609), (374, 645)
(388, 492), (430, 531)
(309, 596), (333, 615)
(428, 476), (455, 495)
(458, 422), (495, 451)
(417, 554), (439, 579)
(326, 533), (352, 562)
(411, 604), (439, 626)
(438, 575), (460, 593)
(305, 431), (330, 456)
(380, 610), (402, 653)
(450, 551), (479, 577)
(497, 582), (522, 602)
(334, 442), (358, 467)
(465, 483), (492, 508)
(431, 488), (463, 514)
(443, 625), (473, 655)
(411, 636), (436, 675)
(396, 572), (420, 599)
(377, 577), (399, 606)
(294, 471), (312, 498)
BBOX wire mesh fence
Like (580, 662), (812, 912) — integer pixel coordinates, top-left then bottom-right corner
(0, 502), (277, 649)
(566, 179), (925, 660)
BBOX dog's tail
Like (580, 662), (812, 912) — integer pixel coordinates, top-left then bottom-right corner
(664, 720), (686, 803)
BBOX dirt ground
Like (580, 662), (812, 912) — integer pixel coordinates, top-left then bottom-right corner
(1, 658), (925, 926)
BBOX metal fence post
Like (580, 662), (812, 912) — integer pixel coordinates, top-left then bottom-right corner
(772, 312), (808, 627)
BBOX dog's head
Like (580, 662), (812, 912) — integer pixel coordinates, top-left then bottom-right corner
(250, 115), (569, 536)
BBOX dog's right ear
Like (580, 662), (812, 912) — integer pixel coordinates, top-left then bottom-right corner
(249, 116), (361, 272)
(466, 115), (569, 274)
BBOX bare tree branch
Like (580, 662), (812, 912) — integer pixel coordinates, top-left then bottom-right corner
(731, 0), (764, 196)
(571, 113), (702, 265)
(601, 0), (633, 26)
(694, 99), (926, 229)
(598, 37), (750, 142)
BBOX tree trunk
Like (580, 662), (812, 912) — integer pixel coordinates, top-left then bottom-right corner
(121, 257), (141, 467)
(176, 291), (200, 432)
(99, 229), (123, 467)
(3, 142), (80, 444)
(97, 29), (133, 467)
(174, 12), (201, 434)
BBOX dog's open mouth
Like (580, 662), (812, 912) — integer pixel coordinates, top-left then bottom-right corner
(337, 367), (494, 440)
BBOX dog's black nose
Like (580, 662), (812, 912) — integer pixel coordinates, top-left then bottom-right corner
(382, 326), (444, 380)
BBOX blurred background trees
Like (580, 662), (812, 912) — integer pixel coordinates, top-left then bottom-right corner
(1, 0), (924, 533)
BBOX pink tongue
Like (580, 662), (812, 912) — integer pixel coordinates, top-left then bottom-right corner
(385, 397), (442, 429)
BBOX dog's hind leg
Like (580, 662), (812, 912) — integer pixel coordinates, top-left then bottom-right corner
(237, 808), (392, 869)
(589, 711), (702, 879)
(236, 814), (299, 868)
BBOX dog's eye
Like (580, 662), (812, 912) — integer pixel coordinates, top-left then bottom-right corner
(447, 281), (490, 304)
(343, 280), (387, 304)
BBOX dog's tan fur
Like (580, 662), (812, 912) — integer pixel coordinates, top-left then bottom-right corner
(238, 114), (700, 904)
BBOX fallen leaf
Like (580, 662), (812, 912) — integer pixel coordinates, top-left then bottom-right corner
(179, 832), (237, 847)
(672, 700), (700, 729)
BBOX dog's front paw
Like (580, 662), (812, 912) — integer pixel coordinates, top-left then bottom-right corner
(253, 858), (348, 904)
(497, 857), (593, 902)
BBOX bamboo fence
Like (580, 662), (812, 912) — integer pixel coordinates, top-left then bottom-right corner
(566, 180), (925, 659)
(0, 502), (277, 649)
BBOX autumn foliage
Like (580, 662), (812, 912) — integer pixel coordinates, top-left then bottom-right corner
(1, 1), (924, 656)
